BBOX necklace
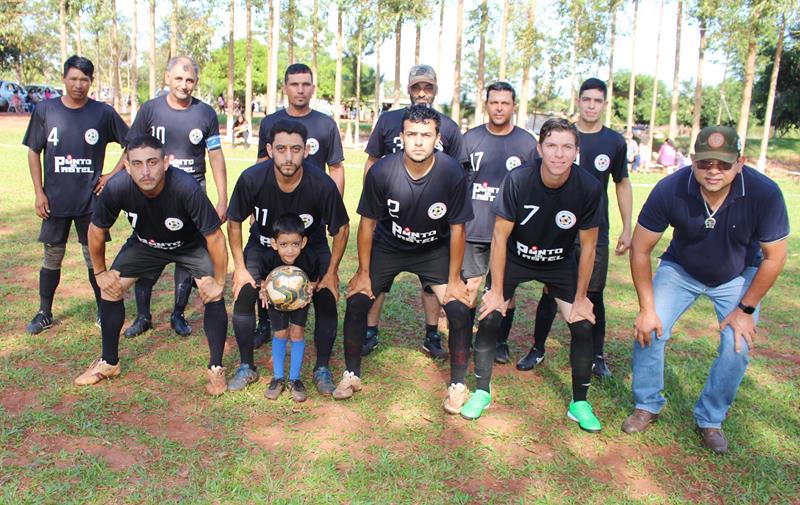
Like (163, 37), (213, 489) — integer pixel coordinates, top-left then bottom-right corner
(703, 199), (720, 229)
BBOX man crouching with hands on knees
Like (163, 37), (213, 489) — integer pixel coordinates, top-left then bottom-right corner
(74, 135), (229, 396)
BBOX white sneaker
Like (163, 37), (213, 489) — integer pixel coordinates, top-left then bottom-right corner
(332, 371), (362, 400)
(443, 382), (468, 414)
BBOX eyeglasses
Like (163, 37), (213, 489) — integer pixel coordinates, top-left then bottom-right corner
(695, 160), (734, 171)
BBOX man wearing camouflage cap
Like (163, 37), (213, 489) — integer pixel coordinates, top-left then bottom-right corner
(622, 126), (789, 453)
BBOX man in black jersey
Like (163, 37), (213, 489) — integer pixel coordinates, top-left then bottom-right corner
(227, 119), (349, 396)
(124, 56), (228, 339)
(462, 82), (538, 365)
(361, 64), (469, 359)
(520, 78), (632, 378)
(22, 55), (129, 334)
(333, 105), (474, 414)
(74, 135), (229, 396)
(462, 118), (603, 430)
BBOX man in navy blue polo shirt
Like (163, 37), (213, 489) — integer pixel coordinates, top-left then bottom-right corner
(623, 126), (789, 454)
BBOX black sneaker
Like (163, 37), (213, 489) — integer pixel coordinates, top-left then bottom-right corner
(516, 348), (546, 371)
(170, 311), (192, 337)
(592, 355), (612, 378)
(361, 327), (379, 356)
(423, 333), (448, 359)
(26, 311), (53, 334)
(313, 366), (335, 396)
(264, 377), (285, 400)
(495, 342), (511, 364)
(124, 315), (152, 338)
(253, 320), (271, 349)
(288, 379), (307, 402)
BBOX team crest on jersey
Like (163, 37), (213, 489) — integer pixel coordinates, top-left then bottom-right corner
(164, 217), (184, 231)
(594, 154), (610, 172)
(189, 128), (203, 145)
(505, 156), (522, 171)
(84, 129), (99, 145)
(555, 210), (576, 229)
(299, 213), (314, 228)
(306, 138), (320, 155)
(428, 202), (447, 220)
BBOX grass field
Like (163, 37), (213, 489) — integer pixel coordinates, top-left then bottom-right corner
(0, 116), (798, 504)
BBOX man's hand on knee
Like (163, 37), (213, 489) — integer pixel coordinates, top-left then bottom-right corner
(96, 270), (124, 300)
(197, 276), (224, 303)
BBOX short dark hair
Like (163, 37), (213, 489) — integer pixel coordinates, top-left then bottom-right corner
(485, 81), (516, 102)
(578, 78), (607, 99)
(284, 63), (313, 84)
(269, 119), (308, 144)
(63, 55), (94, 80)
(272, 213), (306, 238)
(538, 118), (579, 144)
(402, 104), (441, 133)
(126, 135), (165, 157)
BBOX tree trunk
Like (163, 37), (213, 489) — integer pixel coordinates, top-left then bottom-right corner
(374, 5), (382, 123)
(451, 0), (464, 121)
(499, 0), (509, 81)
(356, 28), (363, 147)
(149, 0), (156, 99)
(737, 35), (757, 151)
(415, 22), (421, 65)
(647, 0), (665, 147)
(393, 15), (402, 108)
(668, 0), (682, 140)
(605, 0), (617, 127)
(516, 0), (537, 128)
(111, 0), (122, 111)
(436, 0), (445, 74)
(716, 56), (728, 124)
(568, 21), (579, 117)
(245, 0), (253, 131)
(267, 0), (280, 114)
(130, 0), (138, 121)
(625, 0), (639, 136)
(311, 0), (319, 77)
(474, 0), (488, 126)
(227, 0), (235, 140)
(95, 31), (102, 99)
(690, 22), (707, 150)
(60, 0), (67, 63)
(170, 0), (178, 60)
(287, 0), (295, 65)
(75, 7), (82, 56)
(757, 15), (785, 171)
(335, 4), (343, 126)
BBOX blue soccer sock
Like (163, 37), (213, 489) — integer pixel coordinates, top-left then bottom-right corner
(289, 339), (305, 381)
(272, 336), (287, 379)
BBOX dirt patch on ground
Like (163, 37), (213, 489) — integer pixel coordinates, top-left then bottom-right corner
(11, 431), (151, 471)
(0, 387), (38, 414)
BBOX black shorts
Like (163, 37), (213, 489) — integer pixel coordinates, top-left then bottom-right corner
(370, 244), (450, 294)
(462, 242), (491, 279)
(38, 214), (109, 245)
(244, 239), (332, 281)
(111, 237), (214, 281)
(487, 256), (577, 304)
(268, 304), (311, 331)
(574, 243), (609, 293)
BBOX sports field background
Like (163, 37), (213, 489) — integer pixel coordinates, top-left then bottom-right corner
(0, 117), (798, 504)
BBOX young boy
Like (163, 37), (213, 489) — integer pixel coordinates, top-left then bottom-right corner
(259, 214), (319, 402)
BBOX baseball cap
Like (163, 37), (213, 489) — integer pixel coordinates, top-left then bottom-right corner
(694, 126), (741, 164)
(408, 65), (437, 87)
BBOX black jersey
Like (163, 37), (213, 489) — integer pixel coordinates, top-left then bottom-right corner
(128, 96), (221, 183)
(227, 160), (349, 249)
(92, 168), (221, 251)
(365, 108), (468, 163)
(464, 125), (538, 243)
(575, 126), (628, 246)
(358, 151), (473, 253)
(262, 247), (321, 282)
(493, 159), (602, 266)
(257, 109), (345, 170)
(22, 98), (129, 217)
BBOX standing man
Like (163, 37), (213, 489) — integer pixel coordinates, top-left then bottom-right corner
(361, 64), (469, 359)
(520, 78), (632, 377)
(227, 119), (349, 395)
(22, 55), (129, 334)
(462, 82), (538, 364)
(466, 118), (603, 429)
(623, 126), (788, 453)
(334, 105), (473, 414)
(124, 56), (228, 338)
(74, 135), (229, 396)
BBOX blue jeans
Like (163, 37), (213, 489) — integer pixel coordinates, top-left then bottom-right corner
(631, 261), (759, 428)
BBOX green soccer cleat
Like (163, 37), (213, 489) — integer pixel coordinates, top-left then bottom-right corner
(567, 400), (602, 433)
(460, 389), (491, 421)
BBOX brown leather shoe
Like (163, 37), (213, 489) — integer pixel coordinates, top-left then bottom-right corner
(698, 427), (728, 454)
(621, 409), (659, 433)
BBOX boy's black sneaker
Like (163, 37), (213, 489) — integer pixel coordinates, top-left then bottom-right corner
(265, 377), (285, 400)
(288, 379), (307, 402)
(361, 327), (379, 356)
(494, 342), (511, 364)
(516, 348), (545, 371)
(253, 320), (271, 349)
(26, 311), (53, 334)
(423, 333), (448, 359)
(124, 314), (152, 338)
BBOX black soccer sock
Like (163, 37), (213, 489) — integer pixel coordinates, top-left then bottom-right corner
(100, 299), (125, 365)
(173, 265), (193, 313)
(233, 284), (258, 367)
(203, 299), (228, 368)
(474, 310), (502, 392)
(469, 307), (477, 326)
(568, 319), (594, 402)
(133, 278), (154, 318)
(39, 268), (60, 315)
(444, 301), (472, 385)
(497, 307), (516, 345)
(313, 288), (338, 369)
(257, 301), (270, 328)
(425, 323), (439, 337)
(87, 269), (102, 315)
(588, 291), (607, 357)
(343, 293), (373, 376)
(532, 291), (557, 352)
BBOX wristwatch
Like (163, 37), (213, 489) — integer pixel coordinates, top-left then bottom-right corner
(737, 302), (756, 314)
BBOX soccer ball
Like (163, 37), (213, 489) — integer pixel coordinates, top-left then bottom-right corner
(264, 265), (310, 311)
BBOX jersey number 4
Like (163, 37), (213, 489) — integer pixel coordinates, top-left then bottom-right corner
(520, 205), (540, 225)
(48, 127), (59, 146)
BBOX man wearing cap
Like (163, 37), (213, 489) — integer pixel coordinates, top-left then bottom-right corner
(361, 64), (468, 359)
(623, 126), (789, 454)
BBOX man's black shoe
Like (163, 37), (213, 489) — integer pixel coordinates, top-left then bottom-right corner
(592, 355), (612, 378)
(423, 333), (448, 359)
(495, 342), (511, 364)
(253, 320), (271, 349)
(516, 348), (545, 371)
(361, 327), (379, 356)
(124, 314), (152, 338)
(26, 311), (53, 335)
(170, 311), (192, 337)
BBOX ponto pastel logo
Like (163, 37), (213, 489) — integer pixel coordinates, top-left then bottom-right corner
(307, 138), (320, 155)
(189, 128), (203, 145)
(299, 213), (314, 228)
(708, 132), (725, 148)
(555, 210), (576, 229)
(594, 154), (610, 172)
(428, 202), (447, 220)
(84, 129), (99, 145)
(164, 217), (184, 231)
(506, 156), (522, 171)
